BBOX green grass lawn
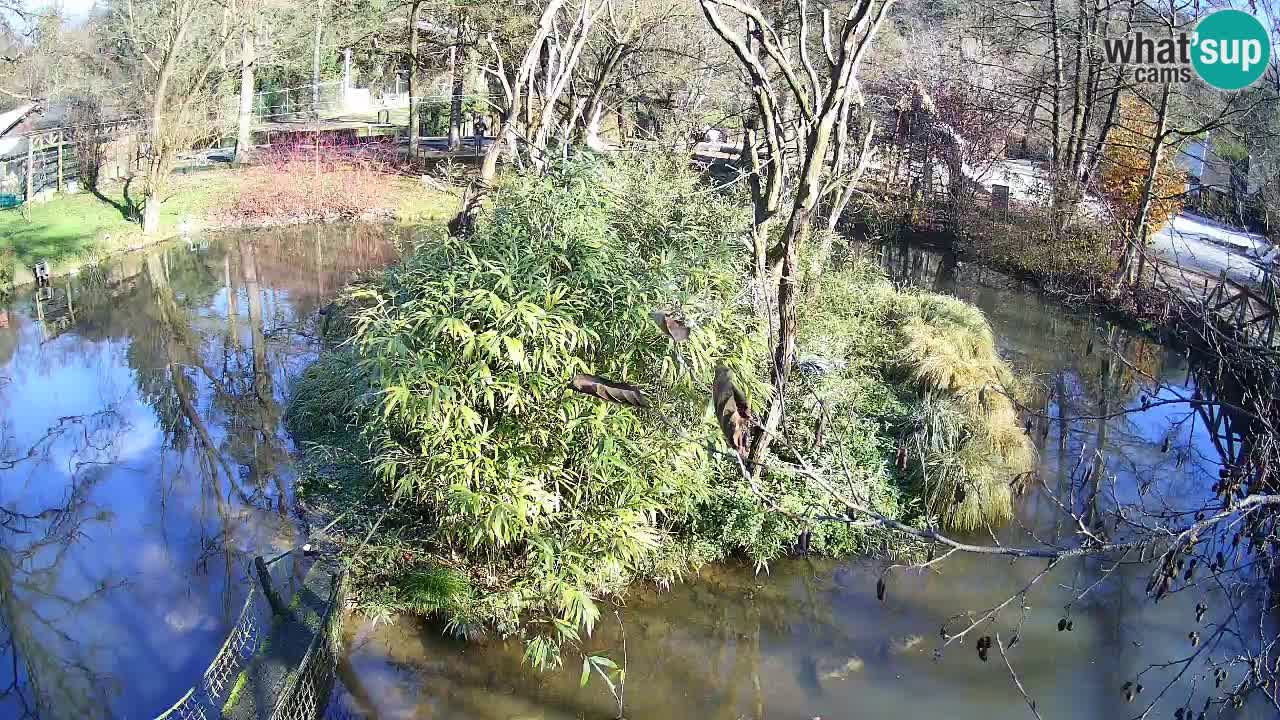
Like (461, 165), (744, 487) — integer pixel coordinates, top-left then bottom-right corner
(0, 172), (239, 284)
(1, 168), (459, 286)
(389, 175), (460, 222)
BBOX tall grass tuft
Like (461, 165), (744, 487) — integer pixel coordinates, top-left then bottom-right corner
(801, 257), (1036, 533)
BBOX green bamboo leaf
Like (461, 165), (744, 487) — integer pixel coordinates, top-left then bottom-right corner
(503, 336), (525, 366)
(590, 656), (618, 670)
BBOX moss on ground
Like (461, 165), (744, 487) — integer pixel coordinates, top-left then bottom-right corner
(222, 671), (248, 716)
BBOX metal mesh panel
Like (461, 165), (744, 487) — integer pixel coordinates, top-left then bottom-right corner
(154, 586), (262, 720)
(270, 573), (346, 720)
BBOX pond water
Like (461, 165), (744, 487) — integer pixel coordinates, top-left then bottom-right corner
(0, 229), (1271, 720)
(334, 241), (1272, 720)
(0, 225), (402, 719)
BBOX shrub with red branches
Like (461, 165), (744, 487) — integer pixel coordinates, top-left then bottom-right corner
(224, 134), (407, 225)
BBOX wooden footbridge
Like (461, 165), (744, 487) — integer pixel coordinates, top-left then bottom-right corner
(1149, 258), (1280, 354)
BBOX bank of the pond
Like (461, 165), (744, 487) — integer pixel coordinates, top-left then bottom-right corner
(842, 199), (1280, 372)
(286, 157), (1034, 666)
(0, 167), (459, 288)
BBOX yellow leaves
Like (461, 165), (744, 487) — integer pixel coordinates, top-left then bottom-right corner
(1098, 96), (1186, 237)
(503, 336), (526, 367)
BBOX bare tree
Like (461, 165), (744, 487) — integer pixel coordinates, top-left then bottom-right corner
(570, 0), (686, 152)
(113, 0), (235, 234)
(450, 0), (606, 232)
(697, 0), (891, 469)
(235, 0), (257, 164)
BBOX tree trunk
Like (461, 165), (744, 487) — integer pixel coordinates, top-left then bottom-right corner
(448, 23), (466, 150)
(1047, 0), (1065, 204)
(407, 0), (423, 157)
(1077, 0), (1135, 199)
(578, 44), (625, 151)
(141, 7), (186, 236)
(142, 194), (162, 235)
(527, 3), (600, 173)
(583, 103), (609, 152)
(235, 22), (256, 164)
(749, 95), (846, 470)
(450, 0), (565, 235)
(312, 0), (324, 114)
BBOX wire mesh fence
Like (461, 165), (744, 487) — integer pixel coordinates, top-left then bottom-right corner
(153, 585), (264, 720)
(269, 572), (346, 720)
(252, 82), (348, 123)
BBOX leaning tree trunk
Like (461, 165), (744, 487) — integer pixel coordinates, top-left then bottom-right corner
(1115, 81), (1171, 289)
(578, 44), (626, 151)
(450, 0), (565, 235)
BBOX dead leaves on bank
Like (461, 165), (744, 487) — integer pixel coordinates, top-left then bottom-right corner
(569, 364), (754, 464)
(650, 310), (691, 343)
(572, 309), (754, 463)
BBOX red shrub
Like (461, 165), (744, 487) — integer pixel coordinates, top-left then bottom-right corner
(224, 135), (407, 224)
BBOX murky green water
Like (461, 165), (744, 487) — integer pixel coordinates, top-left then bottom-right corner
(1, 230), (1271, 719)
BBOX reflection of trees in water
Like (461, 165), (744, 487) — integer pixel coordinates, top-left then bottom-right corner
(0, 226), (399, 719)
(128, 227), (401, 518)
(129, 242), (284, 517)
(0, 412), (129, 720)
(340, 562), (861, 720)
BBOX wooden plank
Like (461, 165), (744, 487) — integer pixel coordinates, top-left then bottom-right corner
(1210, 289), (1244, 313)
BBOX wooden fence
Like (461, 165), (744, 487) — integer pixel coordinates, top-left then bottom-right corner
(1, 120), (143, 204)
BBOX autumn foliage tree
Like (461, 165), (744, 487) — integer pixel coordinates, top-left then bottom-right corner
(1098, 95), (1186, 267)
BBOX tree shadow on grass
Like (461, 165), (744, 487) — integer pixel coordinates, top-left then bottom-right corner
(89, 177), (140, 222)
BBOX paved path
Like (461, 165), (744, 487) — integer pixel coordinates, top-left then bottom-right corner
(1149, 212), (1271, 287)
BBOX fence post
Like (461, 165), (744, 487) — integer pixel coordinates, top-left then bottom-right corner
(25, 143), (33, 202)
(57, 138), (64, 192)
(254, 555), (294, 620)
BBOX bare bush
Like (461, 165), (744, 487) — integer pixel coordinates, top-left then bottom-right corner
(66, 94), (110, 191)
(222, 135), (404, 224)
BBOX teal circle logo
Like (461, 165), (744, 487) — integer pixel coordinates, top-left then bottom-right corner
(1192, 10), (1271, 91)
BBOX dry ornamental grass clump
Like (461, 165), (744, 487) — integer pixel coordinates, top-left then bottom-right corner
(799, 259), (1036, 532)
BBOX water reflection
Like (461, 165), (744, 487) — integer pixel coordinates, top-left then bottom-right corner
(0, 225), (401, 719)
(333, 240), (1271, 720)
